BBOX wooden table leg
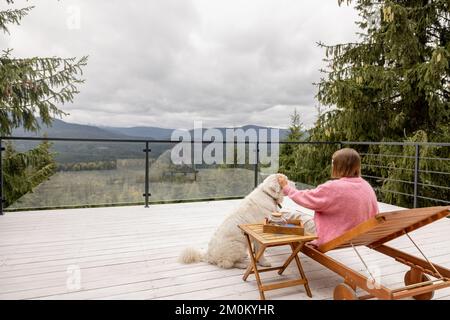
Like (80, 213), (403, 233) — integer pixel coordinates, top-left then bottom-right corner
(244, 233), (266, 300)
(243, 240), (267, 281)
(290, 243), (312, 298)
(278, 242), (303, 275)
(243, 264), (253, 281)
(242, 232), (255, 280)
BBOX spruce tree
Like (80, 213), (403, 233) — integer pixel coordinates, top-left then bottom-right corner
(316, 0), (449, 142)
(298, 0), (449, 207)
(278, 109), (306, 180)
(1, 0), (87, 208)
(1, 1), (87, 135)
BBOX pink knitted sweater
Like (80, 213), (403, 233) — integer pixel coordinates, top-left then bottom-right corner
(283, 177), (379, 246)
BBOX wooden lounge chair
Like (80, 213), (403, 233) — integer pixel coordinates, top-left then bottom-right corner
(296, 206), (450, 300)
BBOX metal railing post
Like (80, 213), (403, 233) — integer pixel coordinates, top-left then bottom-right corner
(413, 144), (420, 208)
(254, 141), (259, 188)
(0, 139), (4, 215)
(192, 140), (196, 182)
(143, 141), (151, 208)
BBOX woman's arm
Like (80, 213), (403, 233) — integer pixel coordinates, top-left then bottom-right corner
(278, 174), (332, 211)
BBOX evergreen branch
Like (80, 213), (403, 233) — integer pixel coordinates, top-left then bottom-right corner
(437, 14), (450, 23)
(317, 41), (362, 48)
(1, 0), (84, 207)
(0, 54), (88, 134)
(373, 93), (402, 105)
(0, 6), (34, 34)
(28, 163), (56, 186)
(20, 94), (66, 113)
(426, 30), (441, 41)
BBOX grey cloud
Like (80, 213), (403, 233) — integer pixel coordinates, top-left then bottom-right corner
(3, 0), (359, 129)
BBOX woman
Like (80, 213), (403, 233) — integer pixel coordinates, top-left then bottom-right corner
(278, 148), (379, 247)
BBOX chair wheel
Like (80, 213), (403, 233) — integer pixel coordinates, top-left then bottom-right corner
(334, 283), (357, 300)
(404, 270), (435, 300)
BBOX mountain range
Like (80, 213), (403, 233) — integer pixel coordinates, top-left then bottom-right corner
(8, 119), (295, 163)
(11, 119), (291, 141)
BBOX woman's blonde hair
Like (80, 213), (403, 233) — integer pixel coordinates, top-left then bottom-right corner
(331, 148), (361, 178)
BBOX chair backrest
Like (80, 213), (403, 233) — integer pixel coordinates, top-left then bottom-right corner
(318, 206), (450, 253)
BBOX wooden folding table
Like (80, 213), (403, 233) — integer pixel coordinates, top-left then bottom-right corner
(239, 223), (317, 300)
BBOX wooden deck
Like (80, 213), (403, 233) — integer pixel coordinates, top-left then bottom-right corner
(0, 199), (449, 300)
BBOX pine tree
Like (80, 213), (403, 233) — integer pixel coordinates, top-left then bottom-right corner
(316, 0), (449, 142)
(1, 0), (87, 208)
(282, 110), (305, 148)
(1, 1), (87, 135)
(3, 139), (56, 207)
(298, 0), (449, 207)
(278, 109), (306, 179)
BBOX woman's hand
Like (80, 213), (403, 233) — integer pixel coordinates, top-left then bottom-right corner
(277, 174), (288, 189)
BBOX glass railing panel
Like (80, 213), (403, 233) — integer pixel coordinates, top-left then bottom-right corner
(6, 140), (146, 209)
(146, 142), (256, 202)
(2, 139), (448, 211)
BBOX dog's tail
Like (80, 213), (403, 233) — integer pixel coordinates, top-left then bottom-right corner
(179, 247), (205, 264)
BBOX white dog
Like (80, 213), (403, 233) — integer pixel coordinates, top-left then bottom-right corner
(179, 174), (287, 269)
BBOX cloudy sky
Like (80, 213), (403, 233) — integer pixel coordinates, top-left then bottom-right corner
(2, 0), (359, 129)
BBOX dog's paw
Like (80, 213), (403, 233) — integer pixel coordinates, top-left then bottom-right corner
(217, 260), (234, 269)
(258, 258), (272, 267)
(234, 262), (249, 269)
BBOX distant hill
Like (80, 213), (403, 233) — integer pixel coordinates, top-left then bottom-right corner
(12, 119), (131, 140)
(10, 119), (144, 163)
(104, 124), (291, 141)
(7, 119), (296, 163)
(187, 125), (290, 141)
(102, 126), (173, 140)
(11, 119), (291, 141)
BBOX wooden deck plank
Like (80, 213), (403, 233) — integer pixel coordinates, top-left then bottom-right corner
(0, 221), (447, 282)
(3, 244), (450, 298)
(1, 199), (449, 300)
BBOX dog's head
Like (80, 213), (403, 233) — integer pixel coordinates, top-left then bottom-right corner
(260, 173), (287, 204)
